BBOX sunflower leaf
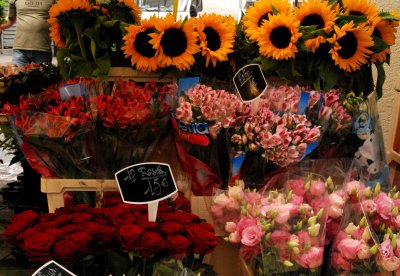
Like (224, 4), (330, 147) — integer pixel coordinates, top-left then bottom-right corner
(335, 15), (367, 25)
(374, 62), (385, 99)
(319, 59), (339, 91)
(378, 12), (399, 21)
(371, 37), (389, 53)
(260, 58), (278, 75)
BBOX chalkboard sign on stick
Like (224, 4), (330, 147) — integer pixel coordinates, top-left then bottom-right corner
(32, 260), (76, 276)
(115, 162), (178, 221)
(233, 64), (267, 103)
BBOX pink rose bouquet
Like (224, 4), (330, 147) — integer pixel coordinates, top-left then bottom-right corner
(211, 174), (329, 275)
(330, 183), (400, 275)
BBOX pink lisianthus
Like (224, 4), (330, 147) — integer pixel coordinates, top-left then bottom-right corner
(331, 252), (352, 271)
(241, 225), (265, 247)
(345, 181), (365, 197)
(237, 217), (258, 233)
(362, 199), (377, 215)
(275, 203), (293, 224)
(228, 231), (241, 243)
(295, 246), (324, 268)
(381, 238), (395, 260)
(395, 240), (400, 258)
(244, 192), (263, 205)
(290, 194), (304, 206)
(225, 222), (237, 233)
(377, 254), (400, 272)
(271, 230), (291, 245)
(228, 186), (245, 200)
(310, 180), (325, 197)
(287, 179), (307, 196)
(357, 241), (371, 260)
(239, 245), (261, 260)
(298, 231), (320, 249)
(337, 238), (362, 260)
(225, 197), (240, 211)
(375, 192), (395, 220)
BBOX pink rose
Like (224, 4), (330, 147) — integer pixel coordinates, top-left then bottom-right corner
(337, 238), (361, 260)
(296, 247), (324, 268)
(310, 180), (325, 197)
(241, 225), (264, 247)
(288, 179), (306, 196)
(375, 192), (395, 220)
(362, 199), (377, 214)
(331, 252), (352, 271)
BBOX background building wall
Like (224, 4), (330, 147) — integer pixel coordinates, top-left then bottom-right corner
(374, 0), (400, 152)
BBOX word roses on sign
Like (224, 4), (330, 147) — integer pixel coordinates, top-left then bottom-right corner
(115, 162), (177, 204)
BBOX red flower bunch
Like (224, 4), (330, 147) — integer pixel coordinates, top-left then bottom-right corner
(2, 202), (219, 273)
(1, 79), (177, 178)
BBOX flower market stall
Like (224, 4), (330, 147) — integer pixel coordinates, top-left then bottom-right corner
(1, 0), (400, 275)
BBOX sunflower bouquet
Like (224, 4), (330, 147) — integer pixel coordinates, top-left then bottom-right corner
(238, 0), (399, 98)
(122, 13), (237, 78)
(48, 0), (141, 79)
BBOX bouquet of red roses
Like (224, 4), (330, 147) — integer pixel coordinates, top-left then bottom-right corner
(2, 201), (219, 275)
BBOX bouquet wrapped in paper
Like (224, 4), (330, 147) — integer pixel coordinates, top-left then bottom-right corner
(211, 173), (329, 275)
(2, 80), (96, 178)
(173, 84), (250, 195)
(330, 181), (400, 275)
(1, 79), (177, 178)
(94, 80), (177, 178)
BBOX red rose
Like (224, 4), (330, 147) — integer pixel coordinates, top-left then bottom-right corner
(11, 210), (39, 226)
(98, 225), (116, 244)
(60, 224), (78, 235)
(136, 231), (164, 258)
(165, 235), (192, 259)
(160, 221), (183, 235)
(38, 213), (57, 222)
(53, 239), (80, 263)
(70, 204), (91, 212)
(36, 221), (58, 229)
(16, 227), (39, 244)
(114, 212), (136, 226)
(103, 206), (126, 220)
(45, 228), (63, 239)
(2, 221), (28, 242)
(130, 204), (148, 213)
(73, 212), (93, 223)
(159, 211), (197, 224)
(186, 224), (219, 254)
(78, 222), (100, 236)
(70, 231), (93, 255)
(138, 215), (158, 230)
(23, 232), (55, 262)
(173, 192), (191, 212)
(117, 224), (144, 251)
(54, 214), (73, 226)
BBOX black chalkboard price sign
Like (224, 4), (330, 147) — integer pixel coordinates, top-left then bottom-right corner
(115, 162), (177, 204)
(32, 260), (76, 276)
(233, 64), (268, 102)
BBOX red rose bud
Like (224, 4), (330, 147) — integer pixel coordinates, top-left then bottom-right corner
(165, 235), (192, 259)
(136, 231), (164, 258)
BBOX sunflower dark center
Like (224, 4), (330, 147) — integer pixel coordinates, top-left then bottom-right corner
(270, 26), (292, 49)
(373, 28), (382, 38)
(134, 28), (156, 58)
(300, 14), (325, 29)
(204, 27), (221, 51)
(257, 12), (272, 27)
(337, 31), (358, 59)
(349, 11), (364, 16)
(160, 28), (187, 57)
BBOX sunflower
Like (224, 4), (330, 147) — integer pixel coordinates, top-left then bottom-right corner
(48, 0), (94, 48)
(341, 0), (379, 25)
(197, 14), (236, 67)
(327, 22), (374, 72)
(371, 19), (398, 63)
(121, 16), (158, 72)
(149, 14), (200, 71)
(242, 0), (291, 42)
(294, 0), (337, 52)
(257, 13), (302, 60)
(106, 0), (141, 24)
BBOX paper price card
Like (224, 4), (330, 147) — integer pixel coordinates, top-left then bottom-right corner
(32, 260), (76, 276)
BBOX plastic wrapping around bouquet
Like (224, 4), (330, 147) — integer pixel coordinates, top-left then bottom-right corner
(172, 118), (231, 196)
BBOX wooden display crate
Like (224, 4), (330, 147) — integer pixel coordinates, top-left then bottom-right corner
(108, 67), (177, 82)
(41, 178), (119, 212)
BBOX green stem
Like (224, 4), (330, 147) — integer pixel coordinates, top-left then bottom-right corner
(142, 257), (146, 276)
(73, 20), (88, 60)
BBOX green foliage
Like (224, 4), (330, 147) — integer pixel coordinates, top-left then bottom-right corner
(0, 0), (6, 23)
